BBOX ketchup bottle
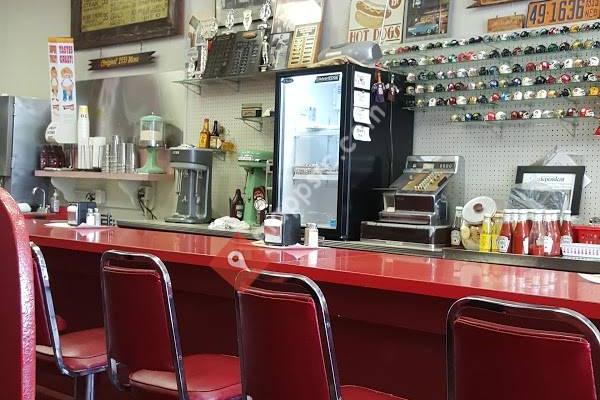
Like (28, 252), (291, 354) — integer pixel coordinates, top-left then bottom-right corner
(497, 212), (512, 253)
(542, 210), (556, 256)
(560, 210), (574, 250)
(529, 210), (545, 256)
(512, 209), (530, 255)
(550, 210), (562, 256)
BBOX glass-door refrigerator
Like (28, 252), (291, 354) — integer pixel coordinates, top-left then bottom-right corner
(273, 65), (414, 240)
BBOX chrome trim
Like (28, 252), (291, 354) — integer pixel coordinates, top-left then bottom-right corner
(447, 296), (600, 400)
(234, 270), (343, 400)
(100, 250), (189, 400)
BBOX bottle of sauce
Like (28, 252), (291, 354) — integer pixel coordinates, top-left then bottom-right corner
(199, 118), (210, 148)
(209, 120), (220, 149)
(479, 213), (493, 252)
(231, 189), (244, 220)
(496, 212), (512, 253)
(450, 206), (463, 248)
(491, 212), (503, 252)
(526, 209), (534, 233)
(560, 210), (574, 251)
(512, 210), (530, 255)
(529, 210), (545, 256)
(550, 210), (562, 256)
(542, 210), (556, 256)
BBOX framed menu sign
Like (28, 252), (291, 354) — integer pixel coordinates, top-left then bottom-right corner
(72, 0), (183, 49)
(516, 166), (585, 214)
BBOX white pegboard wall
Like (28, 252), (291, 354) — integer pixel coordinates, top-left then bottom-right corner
(185, 80), (276, 217)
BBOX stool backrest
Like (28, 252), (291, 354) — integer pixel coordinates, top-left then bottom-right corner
(0, 188), (36, 400)
(234, 269), (341, 400)
(100, 250), (188, 398)
(30, 242), (68, 374)
(447, 296), (600, 400)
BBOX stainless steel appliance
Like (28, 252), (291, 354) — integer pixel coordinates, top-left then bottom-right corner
(273, 65), (414, 240)
(166, 147), (213, 224)
(361, 155), (465, 251)
(0, 96), (50, 203)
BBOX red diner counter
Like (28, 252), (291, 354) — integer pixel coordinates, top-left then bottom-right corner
(27, 220), (600, 400)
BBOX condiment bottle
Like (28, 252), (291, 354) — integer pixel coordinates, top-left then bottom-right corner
(230, 189), (244, 220)
(496, 212), (512, 253)
(542, 210), (556, 256)
(479, 213), (493, 252)
(199, 118), (210, 148)
(50, 190), (60, 213)
(505, 209), (517, 232)
(209, 120), (220, 149)
(526, 209), (534, 232)
(529, 210), (545, 256)
(550, 210), (562, 256)
(86, 208), (95, 226)
(450, 206), (463, 248)
(304, 223), (319, 248)
(512, 209), (530, 255)
(560, 210), (574, 250)
(491, 212), (503, 252)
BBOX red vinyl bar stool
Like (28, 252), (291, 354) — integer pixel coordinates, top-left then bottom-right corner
(447, 296), (600, 400)
(31, 242), (108, 400)
(0, 188), (36, 400)
(234, 269), (407, 400)
(100, 250), (241, 400)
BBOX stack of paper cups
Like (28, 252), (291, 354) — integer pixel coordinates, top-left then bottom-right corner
(77, 105), (90, 169)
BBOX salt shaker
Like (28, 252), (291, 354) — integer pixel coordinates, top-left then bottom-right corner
(304, 223), (319, 248)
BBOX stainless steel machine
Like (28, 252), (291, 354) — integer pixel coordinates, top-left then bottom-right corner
(166, 147), (212, 224)
(0, 96), (50, 203)
(361, 155), (465, 251)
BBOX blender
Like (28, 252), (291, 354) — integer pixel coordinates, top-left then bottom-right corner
(137, 114), (165, 174)
(238, 149), (273, 226)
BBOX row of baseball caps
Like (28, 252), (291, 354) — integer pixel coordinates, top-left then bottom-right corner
(416, 86), (596, 108)
(386, 23), (600, 54)
(408, 72), (597, 95)
(450, 107), (595, 122)
(387, 40), (600, 68)
(407, 57), (600, 82)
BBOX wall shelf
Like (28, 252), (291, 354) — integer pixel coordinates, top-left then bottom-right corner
(235, 116), (274, 133)
(35, 170), (172, 181)
(174, 70), (282, 95)
(35, 170), (173, 207)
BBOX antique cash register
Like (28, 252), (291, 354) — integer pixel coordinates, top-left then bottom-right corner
(361, 156), (465, 251)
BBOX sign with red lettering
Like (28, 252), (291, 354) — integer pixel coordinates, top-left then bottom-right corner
(348, 0), (405, 44)
(47, 37), (77, 142)
(527, 0), (600, 27)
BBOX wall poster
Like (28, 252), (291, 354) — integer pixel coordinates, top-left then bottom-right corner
(348, 0), (405, 44)
(403, 0), (449, 42)
(272, 0), (324, 33)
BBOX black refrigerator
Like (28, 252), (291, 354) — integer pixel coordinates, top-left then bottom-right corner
(272, 64), (414, 240)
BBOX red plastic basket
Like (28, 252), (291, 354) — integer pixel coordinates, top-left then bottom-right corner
(573, 225), (600, 244)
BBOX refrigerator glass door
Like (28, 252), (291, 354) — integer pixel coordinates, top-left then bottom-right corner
(278, 71), (343, 229)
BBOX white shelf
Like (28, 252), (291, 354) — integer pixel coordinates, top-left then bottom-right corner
(35, 170), (173, 181)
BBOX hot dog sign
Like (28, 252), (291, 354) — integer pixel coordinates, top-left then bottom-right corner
(348, 0), (405, 43)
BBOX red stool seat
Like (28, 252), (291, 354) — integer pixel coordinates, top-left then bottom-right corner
(129, 354), (241, 400)
(37, 328), (107, 373)
(342, 385), (407, 400)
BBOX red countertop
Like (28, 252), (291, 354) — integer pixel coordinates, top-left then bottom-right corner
(26, 219), (600, 319)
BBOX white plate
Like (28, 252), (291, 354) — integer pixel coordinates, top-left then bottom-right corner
(579, 273), (600, 284)
(45, 222), (110, 230)
(252, 240), (319, 250)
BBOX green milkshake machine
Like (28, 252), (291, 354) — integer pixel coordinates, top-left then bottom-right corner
(237, 149), (273, 226)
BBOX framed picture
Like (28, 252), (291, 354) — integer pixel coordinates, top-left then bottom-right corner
(71, 0), (183, 50)
(288, 23), (321, 68)
(348, 0), (405, 44)
(269, 32), (292, 70)
(515, 166), (586, 215)
(272, 0), (324, 34)
(215, 0), (276, 27)
(403, 0), (449, 42)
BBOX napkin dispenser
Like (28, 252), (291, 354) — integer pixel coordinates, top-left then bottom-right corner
(67, 202), (96, 226)
(264, 213), (301, 246)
